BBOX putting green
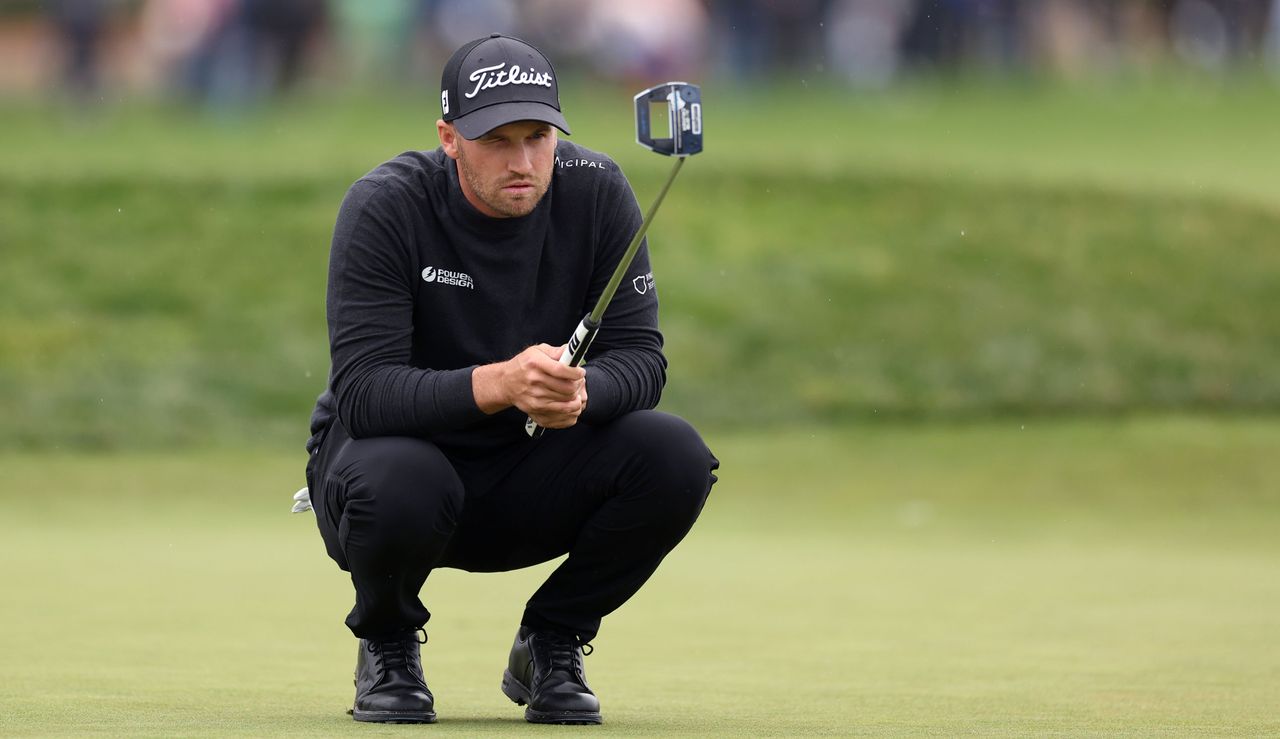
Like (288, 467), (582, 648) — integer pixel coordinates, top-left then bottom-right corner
(2, 418), (1277, 735)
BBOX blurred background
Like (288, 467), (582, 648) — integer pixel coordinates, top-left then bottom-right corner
(2, 2), (1279, 735)
(7, 0), (1280, 104)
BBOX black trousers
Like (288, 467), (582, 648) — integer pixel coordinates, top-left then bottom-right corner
(306, 410), (718, 641)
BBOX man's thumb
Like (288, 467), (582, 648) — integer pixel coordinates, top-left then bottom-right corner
(535, 343), (566, 360)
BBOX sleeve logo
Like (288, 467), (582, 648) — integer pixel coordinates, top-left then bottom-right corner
(632, 272), (655, 295)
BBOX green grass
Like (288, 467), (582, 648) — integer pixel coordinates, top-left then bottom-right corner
(2, 418), (1278, 736)
(3, 78), (1278, 736)
(6, 78), (1280, 204)
(4, 80), (1280, 447)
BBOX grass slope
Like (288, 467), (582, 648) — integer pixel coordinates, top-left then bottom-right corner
(1, 419), (1277, 736)
(3, 161), (1279, 447)
(4, 80), (1279, 448)
(5, 78), (1280, 205)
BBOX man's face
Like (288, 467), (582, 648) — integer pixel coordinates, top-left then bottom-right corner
(440, 120), (557, 218)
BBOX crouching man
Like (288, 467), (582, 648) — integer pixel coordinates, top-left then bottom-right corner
(303, 33), (718, 724)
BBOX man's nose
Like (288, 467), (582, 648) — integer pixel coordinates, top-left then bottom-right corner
(509, 144), (535, 173)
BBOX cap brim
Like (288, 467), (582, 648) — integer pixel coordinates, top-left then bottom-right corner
(453, 101), (571, 139)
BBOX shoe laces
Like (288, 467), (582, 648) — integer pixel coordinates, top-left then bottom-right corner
(369, 627), (427, 671)
(544, 633), (593, 674)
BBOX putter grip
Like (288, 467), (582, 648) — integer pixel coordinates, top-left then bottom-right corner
(525, 314), (600, 439)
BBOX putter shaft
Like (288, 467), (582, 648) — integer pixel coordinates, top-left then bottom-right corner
(527, 81), (701, 439)
(524, 156), (688, 439)
(588, 156), (685, 324)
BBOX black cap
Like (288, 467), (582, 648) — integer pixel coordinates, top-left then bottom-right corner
(440, 33), (571, 140)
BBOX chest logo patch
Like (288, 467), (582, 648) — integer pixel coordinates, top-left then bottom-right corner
(422, 266), (475, 290)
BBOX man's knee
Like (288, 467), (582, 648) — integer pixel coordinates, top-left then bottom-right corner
(611, 411), (718, 520)
(339, 436), (465, 536)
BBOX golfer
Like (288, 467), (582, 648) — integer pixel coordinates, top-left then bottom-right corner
(303, 33), (718, 725)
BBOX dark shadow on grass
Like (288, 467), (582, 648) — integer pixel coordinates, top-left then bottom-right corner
(432, 717), (536, 727)
(301, 714), (537, 732)
(416, 716), (620, 731)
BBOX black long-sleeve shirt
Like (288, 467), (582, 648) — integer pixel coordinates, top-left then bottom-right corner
(308, 140), (665, 454)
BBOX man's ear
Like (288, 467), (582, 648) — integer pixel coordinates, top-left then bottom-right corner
(437, 120), (460, 160)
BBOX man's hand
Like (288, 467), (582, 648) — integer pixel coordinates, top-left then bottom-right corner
(473, 344), (587, 429)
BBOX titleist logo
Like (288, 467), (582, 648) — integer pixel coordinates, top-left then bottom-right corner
(465, 62), (553, 99)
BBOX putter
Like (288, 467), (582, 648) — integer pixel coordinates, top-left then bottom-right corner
(525, 81), (704, 439)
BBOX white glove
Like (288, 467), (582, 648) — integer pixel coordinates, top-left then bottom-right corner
(291, 486), (313, 514)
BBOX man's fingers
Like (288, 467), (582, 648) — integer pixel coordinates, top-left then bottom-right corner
(524, 391), (585, 415)
(504, 345), (587, 422)
(534, 343), (563, 360)
(539, 349), (586, 381)
(522, 345), (584, 376)
(527, 397), (586, 429)
(531, 415), (574, 430)
(518, 364), (579, 398)
(518, 346), (584, 393)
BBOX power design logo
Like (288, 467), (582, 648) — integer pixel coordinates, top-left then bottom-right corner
(422, 266), (475, 289)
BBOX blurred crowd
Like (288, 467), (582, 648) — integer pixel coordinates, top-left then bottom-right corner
(10, 0), (1280, 104)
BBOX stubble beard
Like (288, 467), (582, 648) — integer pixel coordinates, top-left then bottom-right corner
(456, 146), (551, 218)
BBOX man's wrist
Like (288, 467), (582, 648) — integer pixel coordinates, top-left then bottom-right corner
(472, 362), (511, 414)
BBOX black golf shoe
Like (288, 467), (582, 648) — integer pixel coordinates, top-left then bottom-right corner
(351, 628), (436, 723)
(501, 626), (602, 724)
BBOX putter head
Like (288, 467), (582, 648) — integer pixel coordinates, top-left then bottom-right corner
(635, 82), (702, 157)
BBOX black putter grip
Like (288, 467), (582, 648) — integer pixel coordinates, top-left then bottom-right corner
(524, 314), (601, 439)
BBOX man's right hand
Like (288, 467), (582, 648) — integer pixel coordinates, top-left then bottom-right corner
(473, 344), (587, 429)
